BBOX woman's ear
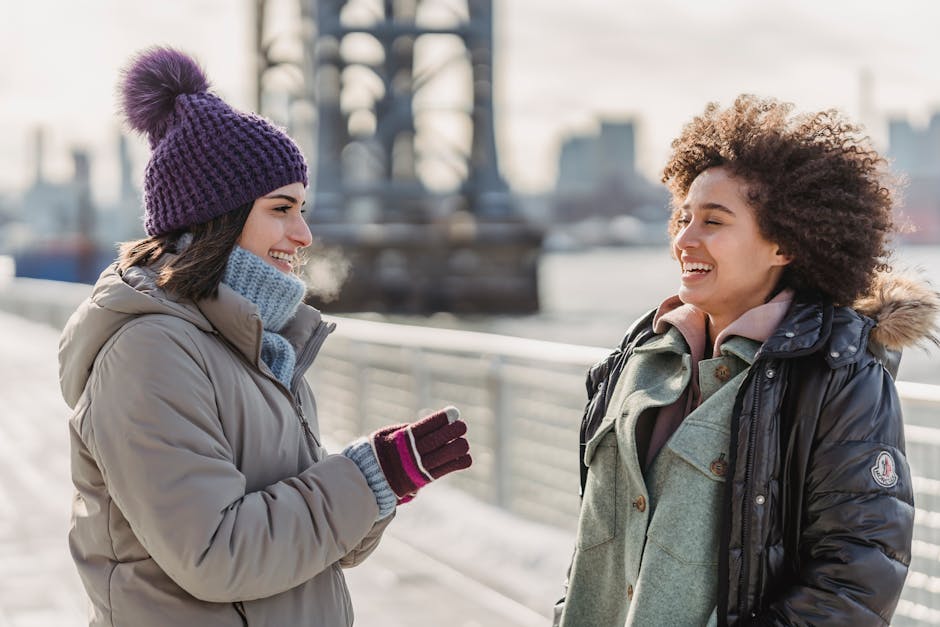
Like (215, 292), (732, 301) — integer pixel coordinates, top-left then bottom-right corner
(774, 248), (793, 267)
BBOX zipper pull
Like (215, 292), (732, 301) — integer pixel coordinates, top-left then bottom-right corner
(296, 399), (314, 439)
(300, 416), (313, 438)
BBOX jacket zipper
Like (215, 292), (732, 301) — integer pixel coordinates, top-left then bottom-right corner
(289, 321), (334, 392)
(288, 321), (333, 451)
(233, 601), (248, 626)
(738, 364), (763, 619)
(296, 397), (316, 449)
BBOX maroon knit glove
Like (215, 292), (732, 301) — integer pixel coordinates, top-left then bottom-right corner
(371, 406), (472, 503)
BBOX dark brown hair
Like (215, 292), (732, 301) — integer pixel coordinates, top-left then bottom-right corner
(118, 203), (252, 301)
(662, 94), (896, 305)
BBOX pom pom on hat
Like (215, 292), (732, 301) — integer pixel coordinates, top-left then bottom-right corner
(119, 47), (210, 146)
(117, 46), (308, 236)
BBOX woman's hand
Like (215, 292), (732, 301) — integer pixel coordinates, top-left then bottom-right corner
(370, 406), (472, 502)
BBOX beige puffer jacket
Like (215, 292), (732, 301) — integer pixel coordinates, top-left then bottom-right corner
(59, 261), (390, 627)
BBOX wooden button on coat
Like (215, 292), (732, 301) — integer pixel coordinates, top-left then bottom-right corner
(715, 364), (731, 382)
(627, 584), (634, 599)
(710, 454), (728, 477)
(632, 495), (646, 512)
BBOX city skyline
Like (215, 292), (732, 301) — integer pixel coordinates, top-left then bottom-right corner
(3, 0), (940, 203)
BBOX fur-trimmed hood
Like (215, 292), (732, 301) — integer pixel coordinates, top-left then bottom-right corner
(854, 271), (940, 351)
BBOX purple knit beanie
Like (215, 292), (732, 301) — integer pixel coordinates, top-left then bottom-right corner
(119, 47), (308, 236)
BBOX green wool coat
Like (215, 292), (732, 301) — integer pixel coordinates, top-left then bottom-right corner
(560, 327), (760, 627)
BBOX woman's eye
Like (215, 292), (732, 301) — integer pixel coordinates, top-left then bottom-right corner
(705, 219), (722, 225)
(273, 206), (291, 213)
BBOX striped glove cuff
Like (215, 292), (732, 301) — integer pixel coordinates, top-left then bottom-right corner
(342, 438), (397, 520)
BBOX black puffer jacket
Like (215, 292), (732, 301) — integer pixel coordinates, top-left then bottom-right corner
(577, 275), (939, 626)
(720, 300), (910, 626)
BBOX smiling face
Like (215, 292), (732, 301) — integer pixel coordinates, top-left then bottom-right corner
(237, 182), (311, 273)
(672, 167), (792, 337)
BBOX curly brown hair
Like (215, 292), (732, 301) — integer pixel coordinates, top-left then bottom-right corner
(662, 94), (896, 305)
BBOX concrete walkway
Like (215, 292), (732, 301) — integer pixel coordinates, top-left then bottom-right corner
(0, 316), (85, 626)
(0, 310), (563, 627)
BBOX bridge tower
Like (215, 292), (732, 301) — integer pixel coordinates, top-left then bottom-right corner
(256, 0), (542, 313)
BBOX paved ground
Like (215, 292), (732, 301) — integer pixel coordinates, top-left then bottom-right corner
(0, 310), (553, 627)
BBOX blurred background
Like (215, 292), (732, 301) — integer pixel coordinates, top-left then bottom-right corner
(3, 0), (940, 339)
(2, 1), (940, 625)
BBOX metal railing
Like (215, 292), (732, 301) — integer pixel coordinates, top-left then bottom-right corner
(311, 315), (940, 626)
(311, 316), (603, 528)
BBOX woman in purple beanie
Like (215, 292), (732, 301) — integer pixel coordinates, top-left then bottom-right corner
(58, 47), (471, 627)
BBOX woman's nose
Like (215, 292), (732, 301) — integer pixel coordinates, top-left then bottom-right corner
(674, 223), (699, 249)
(290, 215), (313, 248)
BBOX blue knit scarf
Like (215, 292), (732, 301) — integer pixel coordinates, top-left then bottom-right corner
(222, 246), (306, 386)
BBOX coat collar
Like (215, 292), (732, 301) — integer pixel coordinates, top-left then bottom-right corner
(760, 301), (832, 359)
(125, 250), (324, 371)
(125, 252), (327, 372)
(196, 282), (324, 370)
(760, 268), (940, 375)
(758, 300), (880, 372)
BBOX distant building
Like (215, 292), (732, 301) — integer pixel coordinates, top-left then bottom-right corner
(550, 119), (668, 247)
(17, 128), (84, 238)
(1, 128), (143, 282)
(556, 135), (597, 196)
(556, 120), (636, 195)
(888, 114), (940, 178)
(888, 114), (940, 243)
(101, 134), (145, 245)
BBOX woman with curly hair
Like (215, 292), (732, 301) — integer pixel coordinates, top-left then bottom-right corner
(554, 94), (939, 626)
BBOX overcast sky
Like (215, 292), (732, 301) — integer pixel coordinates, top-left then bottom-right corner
(3, 0), (940, 202)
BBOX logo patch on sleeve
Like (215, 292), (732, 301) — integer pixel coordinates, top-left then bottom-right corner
(871, 451), (899, 488)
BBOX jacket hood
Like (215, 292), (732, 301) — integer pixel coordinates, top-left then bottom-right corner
(58, 262), (214, 408)
(854, 270), (940, 351)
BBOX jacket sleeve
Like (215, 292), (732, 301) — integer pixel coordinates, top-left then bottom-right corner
(339, 512), (394, 568)
(751, 360), (914, 626)
(81, 320), (380, 603)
